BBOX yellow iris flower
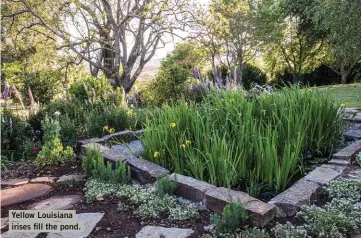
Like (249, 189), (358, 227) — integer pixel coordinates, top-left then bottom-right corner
(180, 144), (186, 149)
(185, 140), (191, 145)
(154, 151), (160, 158)
(170, 122), (176, 128)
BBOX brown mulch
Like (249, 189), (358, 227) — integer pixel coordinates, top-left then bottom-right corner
(1, 171), (212, 238)
(1, 159), (83, 180)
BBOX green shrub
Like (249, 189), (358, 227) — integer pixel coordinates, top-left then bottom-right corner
(68, 75), (123, 105)
(84, 107), (128, 137)
(22, 70), (62, 104)
(1, 156), (11, 171)
(35, 117), (75, 166)
(297, 179), (361, 237)
(155, 175), (177, 197)
(212, 202), (248, 234)
(1, 109), (26, 160)
(82, 147), (131, 184)
(141, 86), (344, 194)
(241, 64), (267, 90)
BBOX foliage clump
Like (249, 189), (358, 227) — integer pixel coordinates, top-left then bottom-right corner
(35, 116), (74, 166)
(84, 178), (199, 221)
(142, 87), (344, 194)
(82, 147), (131, 184)
(212, 202), (248, 234)
(154, 175), (177, 197)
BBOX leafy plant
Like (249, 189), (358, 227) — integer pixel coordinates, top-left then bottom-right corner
(272, 222), (309, 238)
(155, 175), (177, 197)
(35, 116), (75, 166)
(1, 108), (26, 160)
(82, 147), (131, 184)
(242, 228), (270, 238)
(1, 156), (11, 171)
(141, 86), (344, 195)
(212, 202), (248, 234)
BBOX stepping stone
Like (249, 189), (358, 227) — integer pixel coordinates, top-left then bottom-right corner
(344, 129), (361, 140)
(1, 178), (29, 186)
(1, 232), (40, 238)
(304, 165), (341, 185)
(47, 213), (104, 238)
(30, 177), (57, 183)
(1, 183), (51, 207)
(28, 195), (82, 210)
(136, 226), (194, 238)
(112, 140), (144, 157)
(1, 217), (9, 229)
(333, 140), (361, 160)
(328, 159), (349, 166)
(57, 174), (85, 183)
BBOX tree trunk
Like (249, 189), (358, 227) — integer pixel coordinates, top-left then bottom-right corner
(340, 65), (348, 84)
(292, 72), (297, 83)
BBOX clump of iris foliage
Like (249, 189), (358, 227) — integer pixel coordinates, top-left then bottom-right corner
(141, 86), (344, 195)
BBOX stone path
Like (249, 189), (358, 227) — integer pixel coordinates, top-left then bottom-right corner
(136, 226), (194, 238)
(27, 195), (82, 210)
(46, 213), (104, 238)
(1, 178), (29, 186)
(57, 174), (85, 183)
(1, 183), (52, 207)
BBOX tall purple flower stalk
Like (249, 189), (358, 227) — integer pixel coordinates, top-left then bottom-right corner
(12, 85), (25, 110)
(192, 68), (199, 79)
(212, 68), (218, 83)
(2, 82), (10, 100)
(232, 69), (238, 91)
(28, 88), (35, 106)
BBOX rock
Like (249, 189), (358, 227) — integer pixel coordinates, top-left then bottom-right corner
(30, 177), (57, 183)
(28, 195), (82, 210)
(1, 184), (52, 207)
(1, 178), (29, 186)
(136, 226), (194, 238)
(47, 213), (104, 238)
(333, 140), (361, 160)
(57, 174), (85, 183)
(124, 154), (169, 184)
(344, 129), (361, 140)
(205, 187), (275, 227)
(328, 159), (349, 166)
(344, 108), (361, 114)
(304, 165), (341, 185)
(112, 140), (144, 157)
(351, 234), (361, 238)
(169, 173), (216, 202)
(269, 179), (323, 218)
(1, 217), (9, 229)
(1, 232), (40, 238)
(81, 143), (125, 163)
(203, 225), (213, 232)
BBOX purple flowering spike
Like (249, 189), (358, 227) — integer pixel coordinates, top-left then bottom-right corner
(28, 88), (35, 106)
(2, 82), (10, 100)
(192, 68), (199, 79)
(111, 92), (115, 100)
(92, 88), (96, 97)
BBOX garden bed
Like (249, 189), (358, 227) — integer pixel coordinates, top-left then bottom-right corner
(78, 123), (361, 228)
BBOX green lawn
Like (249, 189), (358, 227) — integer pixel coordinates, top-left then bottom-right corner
(316, 83), (361, 108)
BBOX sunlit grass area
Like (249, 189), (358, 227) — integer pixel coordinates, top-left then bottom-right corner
(317, 83), (361, 108)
